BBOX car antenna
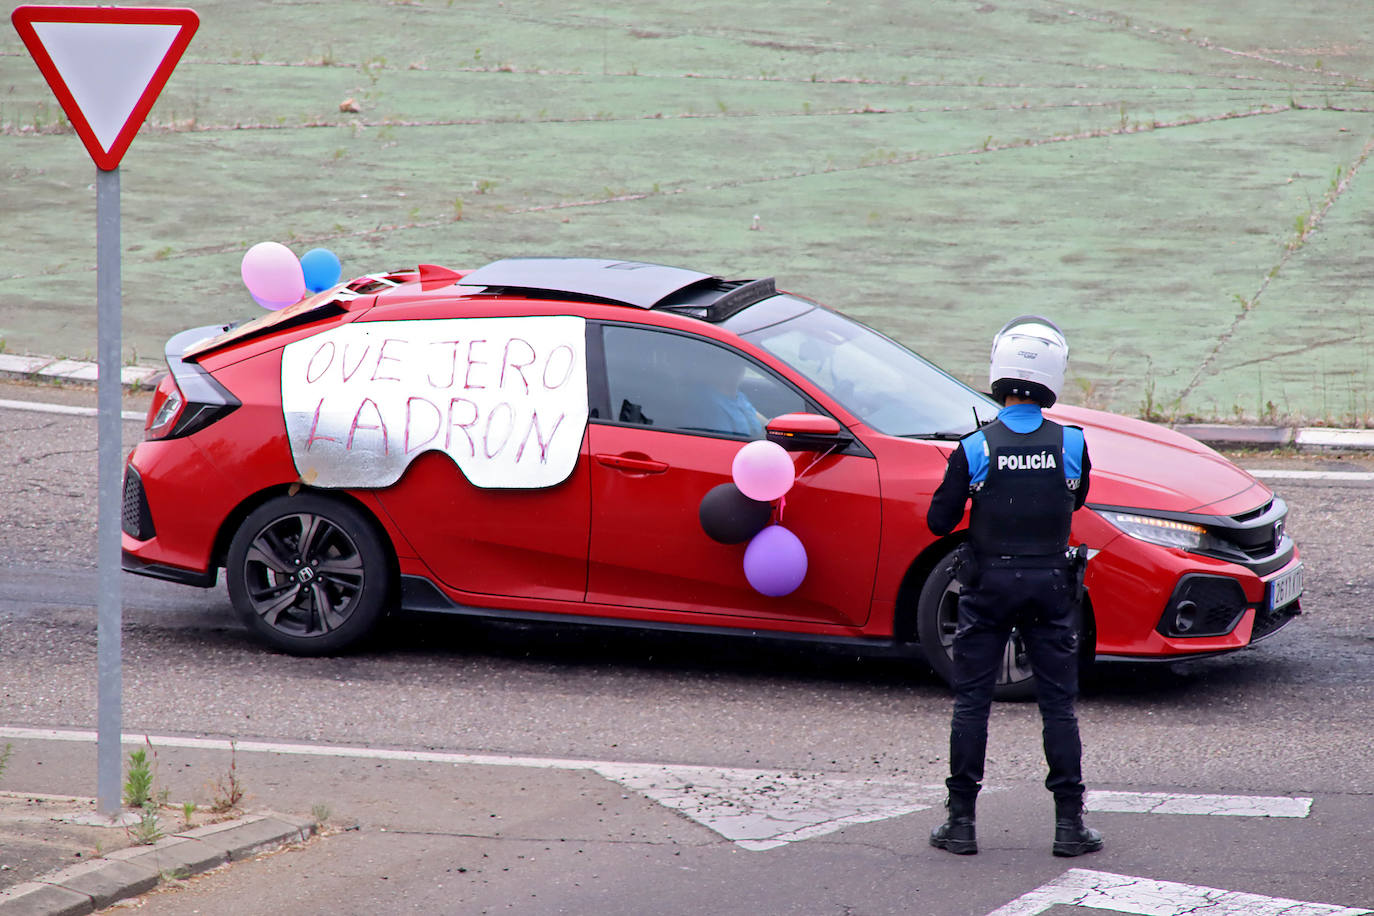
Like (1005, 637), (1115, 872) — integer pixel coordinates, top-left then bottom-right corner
(971, 406), (983, 429)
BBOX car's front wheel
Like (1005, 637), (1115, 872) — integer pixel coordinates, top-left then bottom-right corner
(915, 550), (1039, 702)
(226, 494), (392, 655)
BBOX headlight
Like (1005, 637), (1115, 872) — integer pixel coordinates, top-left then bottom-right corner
(1098, 510), (1221, 552)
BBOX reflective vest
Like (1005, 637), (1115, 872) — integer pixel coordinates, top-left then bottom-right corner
(967, 418), (1078, 559)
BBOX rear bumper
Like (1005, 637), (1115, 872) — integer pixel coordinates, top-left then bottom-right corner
(120, 436), (237, 584)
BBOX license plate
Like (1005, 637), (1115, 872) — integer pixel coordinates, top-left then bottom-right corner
(1268, 563), (1303, 611)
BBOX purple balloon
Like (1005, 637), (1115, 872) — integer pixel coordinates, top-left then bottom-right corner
(249, 291), (297, 311)
(731, 439), (795, 502)
(743, 524), (807, 597)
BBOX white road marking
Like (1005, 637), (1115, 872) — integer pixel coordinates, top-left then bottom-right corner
(986, 868), (1371, 916)
(0, 726), (613, 771)
(0, 397), (144, 422)
(1088, 789), (1311, 818)
(1249, 468), (1374, 482)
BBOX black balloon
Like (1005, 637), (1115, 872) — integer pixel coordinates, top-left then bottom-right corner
(699, 483), (772, 544)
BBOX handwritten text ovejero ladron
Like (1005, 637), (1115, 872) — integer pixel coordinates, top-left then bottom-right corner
(281, 316), (588, 489)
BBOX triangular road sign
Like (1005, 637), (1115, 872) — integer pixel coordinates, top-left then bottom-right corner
(11, 5), (199, 170)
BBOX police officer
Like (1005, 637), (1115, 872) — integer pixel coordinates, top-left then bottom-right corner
(926, 316), (1103, 858)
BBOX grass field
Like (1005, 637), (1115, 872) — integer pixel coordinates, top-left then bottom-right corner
(2, 0), (1371, 422)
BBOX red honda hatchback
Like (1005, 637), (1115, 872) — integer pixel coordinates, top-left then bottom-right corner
(122, 258), (1303, 695)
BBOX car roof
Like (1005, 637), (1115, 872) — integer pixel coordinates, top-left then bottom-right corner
(182, 258), (781, 365)
(460, 257), (777, 320)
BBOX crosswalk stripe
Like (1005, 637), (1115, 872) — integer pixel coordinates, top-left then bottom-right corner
(986, 868), (1371, 916)
(590, 762), (947, 851)
(1088, 789), (1311, 817)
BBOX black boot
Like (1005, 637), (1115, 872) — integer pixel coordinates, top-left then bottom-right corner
(929, 795), (977, 855)
(1052, 800), (1103, 857)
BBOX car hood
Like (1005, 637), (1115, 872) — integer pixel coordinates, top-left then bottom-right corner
(1046, 405), (1270, 515)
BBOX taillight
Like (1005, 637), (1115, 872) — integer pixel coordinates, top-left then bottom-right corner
(146, 376), (185, 440)
(144, 334), (241, 441)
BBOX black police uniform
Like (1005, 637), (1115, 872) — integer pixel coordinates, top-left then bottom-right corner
(926, 401), (1099, 856)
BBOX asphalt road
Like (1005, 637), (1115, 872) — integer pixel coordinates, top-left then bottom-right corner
(0, 382), (1371, 914)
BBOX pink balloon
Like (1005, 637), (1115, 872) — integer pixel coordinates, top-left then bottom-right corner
(743, 524), (807, 596)
(731, 440), (795, 502)
(241, 242), (305, 308)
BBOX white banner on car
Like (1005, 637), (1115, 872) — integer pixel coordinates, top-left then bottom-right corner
(281, 316), (588, 489)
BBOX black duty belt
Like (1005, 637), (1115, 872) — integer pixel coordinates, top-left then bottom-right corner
(977, 551), (1073, 570)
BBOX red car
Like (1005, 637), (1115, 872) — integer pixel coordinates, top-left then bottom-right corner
(122, 258), (1303, 695)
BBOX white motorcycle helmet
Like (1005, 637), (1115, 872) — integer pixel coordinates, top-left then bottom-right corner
(989, 315), (1068, 407)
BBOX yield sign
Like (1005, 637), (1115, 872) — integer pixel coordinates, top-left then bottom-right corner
(11, 5), (199, 170)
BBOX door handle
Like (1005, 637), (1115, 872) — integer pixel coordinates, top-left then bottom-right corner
(594, 453), (669, 474)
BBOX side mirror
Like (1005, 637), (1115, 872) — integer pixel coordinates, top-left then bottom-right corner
(765, 413), (852, 452)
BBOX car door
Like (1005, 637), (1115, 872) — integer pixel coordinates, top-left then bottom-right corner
(586, 323), (882, 629)
(364, 316), (593, 602)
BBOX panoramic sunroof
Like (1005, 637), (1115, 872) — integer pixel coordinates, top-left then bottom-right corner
(459, 258), (716, 309)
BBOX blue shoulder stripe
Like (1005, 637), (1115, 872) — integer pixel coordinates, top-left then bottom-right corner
(1063, 425), (1085, 480)
(962, 430), (989, 485)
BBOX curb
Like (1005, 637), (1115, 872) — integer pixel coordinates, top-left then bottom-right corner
(1173, 423), (1374, 451)
(0, 814), (317, 915)
(0, 354), (163, 392)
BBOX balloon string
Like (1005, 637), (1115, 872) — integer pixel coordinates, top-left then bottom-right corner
(778, 445), (839, 523)
(797, 444), (840, 479)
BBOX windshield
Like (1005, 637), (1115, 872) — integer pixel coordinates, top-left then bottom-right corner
(735, 297), (998, 438)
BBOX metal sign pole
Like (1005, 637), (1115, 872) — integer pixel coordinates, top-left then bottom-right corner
(13, 5), (199, 819)
(95, 166), (123, 817)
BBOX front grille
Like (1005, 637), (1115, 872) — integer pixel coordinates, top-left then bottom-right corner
(121, 465), (155, 541)
(1231, 500), (1273, 524)
(1200, 497), (1293, 576)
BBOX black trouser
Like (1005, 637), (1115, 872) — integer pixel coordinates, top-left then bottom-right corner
(946, 563), (1084, 809)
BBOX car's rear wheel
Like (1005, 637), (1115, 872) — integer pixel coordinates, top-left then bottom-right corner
(226, 494), (391, 655)
(916, 550), (1039, 702)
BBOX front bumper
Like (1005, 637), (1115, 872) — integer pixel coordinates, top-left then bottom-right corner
(1088, 530), (1301, 659)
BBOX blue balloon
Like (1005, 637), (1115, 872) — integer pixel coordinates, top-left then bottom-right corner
(300, 248), (342, 293)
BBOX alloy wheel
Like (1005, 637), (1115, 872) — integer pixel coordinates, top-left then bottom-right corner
(240, 511), (366, 638)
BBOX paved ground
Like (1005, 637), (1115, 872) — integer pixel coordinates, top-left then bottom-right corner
(1, 731), (1371, 916)
(1, 381), (1373, 914)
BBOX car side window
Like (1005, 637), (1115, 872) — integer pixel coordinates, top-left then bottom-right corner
(601, 325), (809, 439)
